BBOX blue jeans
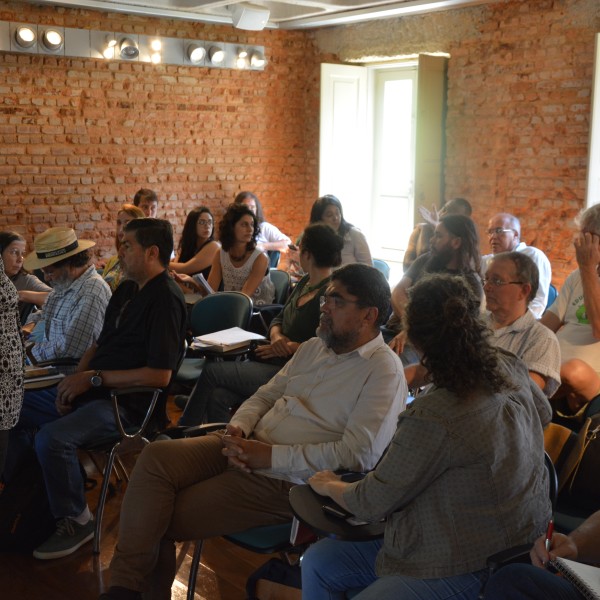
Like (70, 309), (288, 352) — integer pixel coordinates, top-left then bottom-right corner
(483, 563), (584, 599)
(178, 360), (281, 426)
(301, 538), (486, 600)
(8, 388), (133, 519)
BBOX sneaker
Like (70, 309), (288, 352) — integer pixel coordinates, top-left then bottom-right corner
(174, 394), (189, 410)
(33, 517), (95, 560)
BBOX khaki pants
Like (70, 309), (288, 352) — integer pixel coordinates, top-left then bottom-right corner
(108, 434), (294, 598)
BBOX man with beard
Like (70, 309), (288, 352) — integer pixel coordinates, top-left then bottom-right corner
(388, 214), (482, 355)
(8, 219), (187, 561)
(99, 264), (406, 600)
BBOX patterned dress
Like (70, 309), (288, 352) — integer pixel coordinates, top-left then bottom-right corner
(0, 255), (25, 430)
(220, 248), (275, 306)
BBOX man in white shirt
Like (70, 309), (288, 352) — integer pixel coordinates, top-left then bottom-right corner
(481, 213), (552, 318)
(101, 263), (407, 600)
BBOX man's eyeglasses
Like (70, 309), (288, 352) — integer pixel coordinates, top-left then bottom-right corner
(197, 219), (213, 226)
(487, 227), (515, 236)
(319, 293), (361, 310)
(6, 249), (26, 258)
(483, 277), (524, 287)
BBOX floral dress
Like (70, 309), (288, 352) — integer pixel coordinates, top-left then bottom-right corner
(0, 255), (25, 430)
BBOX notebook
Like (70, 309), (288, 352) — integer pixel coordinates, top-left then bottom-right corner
(550, 557), (600, 599)
(192, 327), (265, 353)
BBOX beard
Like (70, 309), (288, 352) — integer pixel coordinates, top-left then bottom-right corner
(425, 246), (455, 272)
(317, 317), (360, 354)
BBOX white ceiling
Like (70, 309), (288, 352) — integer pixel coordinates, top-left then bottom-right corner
(24, 0), (498, 29)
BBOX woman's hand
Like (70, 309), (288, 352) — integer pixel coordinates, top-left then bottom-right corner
(388, 331), (407, 355)
(530, 532), (578, 568)
(308, 470), (342, 496)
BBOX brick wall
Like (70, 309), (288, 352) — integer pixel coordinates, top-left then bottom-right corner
(314, 0), (600, 286)
(0, 1), (325, 260)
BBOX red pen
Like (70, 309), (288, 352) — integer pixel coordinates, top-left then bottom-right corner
(544, 518), (554, 552)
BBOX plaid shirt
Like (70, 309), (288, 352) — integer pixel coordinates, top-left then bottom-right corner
(32, 265), (111, 363)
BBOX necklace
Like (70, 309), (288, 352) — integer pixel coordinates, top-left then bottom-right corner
(229, 250), (248, 262)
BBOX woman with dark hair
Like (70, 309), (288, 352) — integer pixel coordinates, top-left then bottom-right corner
(234, 191), (291, 253)
(309, 194), (372, 266)
(207, 203), (274, 305)
(0, 231), (50, 323)
(169, 206), (220, 278)
(102, 204), (145, 291)
(178, 222), (345, 425)
(0, 253), (24, 476)
(301, 273), (552, 600)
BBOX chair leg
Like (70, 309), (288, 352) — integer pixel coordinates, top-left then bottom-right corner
(93, 443), (120, 554)
(187, 539), (204, 600)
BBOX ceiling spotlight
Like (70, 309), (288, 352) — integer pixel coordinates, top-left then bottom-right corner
(236, 48), (249, 69)
(150, 39), (162, 52)
(151, 52), (161, 64)
(187, 44), (206, 64)
(119, 38), (139, 60)
(41, 29), (64, 52)
(250, 51), (266, 68)
(208, 46), (225, 65)
(15, 26), (36, 49)
(103, 37), (117, 59)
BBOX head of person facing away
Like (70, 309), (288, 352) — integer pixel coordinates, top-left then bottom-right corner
(299, 223), (344, 270)
(317, 263), (390, 354)
(484, 251), (539, 327)
(119, 218), (174, 286)
(133, 188), (159, 218)
(405, 273), (512, 398)
(487, 212), (521, 254)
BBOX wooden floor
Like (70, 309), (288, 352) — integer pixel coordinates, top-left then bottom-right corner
(0, 399), (279, 600)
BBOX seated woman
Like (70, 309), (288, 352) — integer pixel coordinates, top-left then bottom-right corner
(234, 191), (291, 261)
(178, 222), (344, 425)
(301, 273), (552, 600)
(0, 231), (50, 324)
(309, 194), (373, 267)
(541, 204), (600, 419)
(169, 206), (220, 279)
(202, 202), (275, 305)
(102, 204), (145, 291)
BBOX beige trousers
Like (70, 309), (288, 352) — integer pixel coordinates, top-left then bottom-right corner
(108, 434), (294, 598)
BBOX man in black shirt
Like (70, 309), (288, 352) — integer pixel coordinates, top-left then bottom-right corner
(31, 218), (186, 561)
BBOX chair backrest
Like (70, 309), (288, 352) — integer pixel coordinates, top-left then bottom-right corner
(373, 258), (390, 281)
(269, 269), (291, 305)
(189, 291), (253, 337)
(546, 283), (558, 309)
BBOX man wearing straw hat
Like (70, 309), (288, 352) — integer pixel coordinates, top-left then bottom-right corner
(21, 226), (111, 366)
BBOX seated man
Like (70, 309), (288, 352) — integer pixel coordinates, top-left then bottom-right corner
(100, 264), (407, 600)
(23, 226), (111, 366)
(483, 251), (560, 397)
(481, 212), (552, 317)
(484, 509), (600, 599)
(11, 219), (187, 561)
(541, 204), (600, 416)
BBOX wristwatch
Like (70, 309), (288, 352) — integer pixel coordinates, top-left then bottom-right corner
(90, 370), (103, 387)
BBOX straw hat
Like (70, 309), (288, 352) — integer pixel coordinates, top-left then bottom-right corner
(24, 227), (95, 270)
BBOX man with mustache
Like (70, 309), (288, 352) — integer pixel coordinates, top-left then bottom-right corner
(100, 264), (406, 600)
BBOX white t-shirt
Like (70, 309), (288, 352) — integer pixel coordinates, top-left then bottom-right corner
(548, 269), (600, 374)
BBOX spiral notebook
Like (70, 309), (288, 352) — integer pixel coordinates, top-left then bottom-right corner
(550, 557), (600, 599)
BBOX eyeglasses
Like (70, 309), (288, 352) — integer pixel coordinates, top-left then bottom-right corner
(6, 249), (26, 258)
(483, 277), (524, 287)
(319, 293), (361, 310)
(487, 227), (515, 236)
(197, 219), (213, 226)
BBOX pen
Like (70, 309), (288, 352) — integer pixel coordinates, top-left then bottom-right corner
(544, 518), (554, 552)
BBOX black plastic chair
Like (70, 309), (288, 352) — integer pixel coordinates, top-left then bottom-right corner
(174, 291), (253, 386)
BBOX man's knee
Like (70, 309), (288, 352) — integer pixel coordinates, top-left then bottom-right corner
(561, 359), (595, 386)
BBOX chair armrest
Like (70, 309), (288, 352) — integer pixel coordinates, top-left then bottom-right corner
(34, 357), (79, 367)
(183, 422), (228, 438)
(486, 543), (532, 573)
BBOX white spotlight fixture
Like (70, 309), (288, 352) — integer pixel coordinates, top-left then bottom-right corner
(103, 37), (117, 59)
(236, 48), (249, 69)
(41, 29), (64, 51)
(119, 37), (139, 59)
(15, 26), (36, 48)
(208, 46), (225, 65)
(150, 39), (162, 52)
(187, 43), (206, 64)
(250, 51), (266, 68)
(151, 52), (161, 64)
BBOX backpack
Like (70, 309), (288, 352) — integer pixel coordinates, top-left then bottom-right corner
(0, 453), (55, 552)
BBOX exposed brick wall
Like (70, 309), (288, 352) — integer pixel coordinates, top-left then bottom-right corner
(0, 2), (325, 260)
(313, 0), (600, 286)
